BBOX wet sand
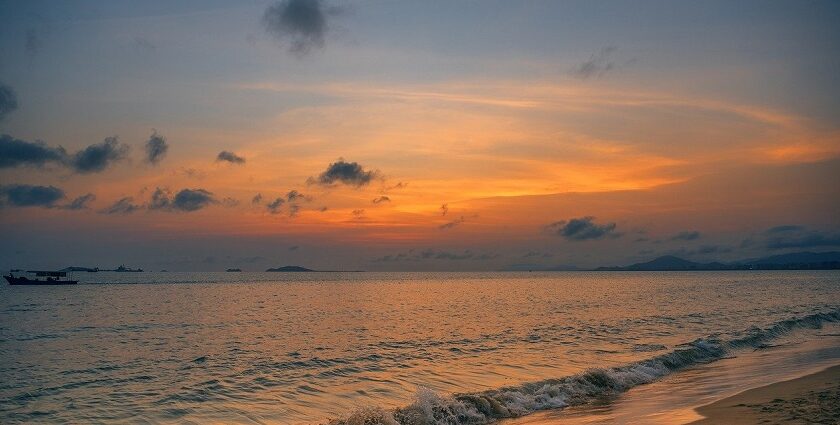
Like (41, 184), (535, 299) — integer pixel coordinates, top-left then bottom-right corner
(691, 365), (840, 424)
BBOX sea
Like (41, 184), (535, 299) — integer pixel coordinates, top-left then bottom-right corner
(1, 271), (838, 424)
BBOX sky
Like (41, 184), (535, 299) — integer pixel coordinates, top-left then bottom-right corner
(0, 0), (839, 271)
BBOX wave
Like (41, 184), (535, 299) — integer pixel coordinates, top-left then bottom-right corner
(330, 309), (840, 425)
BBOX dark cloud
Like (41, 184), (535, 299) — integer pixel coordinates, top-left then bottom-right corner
(100, 197), (142, 215)
(0, 134), (66, 168)
(60, 193), (96, 210)
(571, 46), (621, 79)
(217, 150), (246, 164)
(547, 216), (619, 240)
(372, 196), (390, 204)
(0, 83), (18, 121)
(439, 216), (466, 230)
(149, 188), (216, 212)
(267, 197), (285, 214)
(310, 159), (378, 187)
(289, 245), (300, 251)
(288, 204), (301, 217)
(440, 203), (448, 216)
(70, 136), (129, 173)
(352, 209), (365, 219)
(765, 225), (805, 234)
(766, 230), (840, 250)
(286, 190), (310, 202)
(0, 184), (64, 208)
(671, 231), (701, 241)
(373, 249), (497, 262)
(144, 131), (168, 165)
(221, 197), (240, 207)
(384, 181), (407, 191)
(263, 0), (337, 56)
(252, 194), (264, 205)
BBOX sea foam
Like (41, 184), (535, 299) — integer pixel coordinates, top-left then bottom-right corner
(331, 309), (840, 425)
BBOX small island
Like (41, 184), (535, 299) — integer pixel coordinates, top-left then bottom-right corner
(265, 265), (314, 272)
(226, 268), (242, 272)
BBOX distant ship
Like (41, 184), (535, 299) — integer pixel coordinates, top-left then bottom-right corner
(113, 265), (143, 272)
(226, 268), (242, 272)
(4, 270), (78, 285)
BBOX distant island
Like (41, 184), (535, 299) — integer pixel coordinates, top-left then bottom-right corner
(226, 268), (242, 272)
(597, 251), (840, 271)
(265, 265), (314, 272)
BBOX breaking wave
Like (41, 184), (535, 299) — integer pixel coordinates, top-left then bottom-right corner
(330, 309), (840, 425)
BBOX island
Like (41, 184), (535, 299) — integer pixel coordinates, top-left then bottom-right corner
(265, 266), (314, 272)
(226, 268), (242, 272)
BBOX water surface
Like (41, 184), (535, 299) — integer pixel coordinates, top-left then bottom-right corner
(1, 271), (838, 423)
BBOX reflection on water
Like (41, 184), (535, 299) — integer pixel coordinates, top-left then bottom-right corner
(0, 271), (838, 424)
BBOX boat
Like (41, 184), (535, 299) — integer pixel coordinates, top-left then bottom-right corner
(113, 265), (143, 272)
(4, 270), (79, 285)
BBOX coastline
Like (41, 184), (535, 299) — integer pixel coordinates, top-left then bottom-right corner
(690, 365), (840, 424)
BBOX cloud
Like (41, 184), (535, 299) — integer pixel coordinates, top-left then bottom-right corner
(671, 230), (701, 241)
(217, 150), (246, 164)
(69, 136), (129, 173)
(288, 204), (301, 217)
(0, 134), (66, 168)
(144, 130), (168, 165)
(547, 216), (619, 240)
(289, 245), (300, 251)
(372, 196), (390, 204)
(266, 197), (285, 214)
(0, 83), (18, 121)
(440, 203), (448, 216)
(352, 209), (365, 219)
(262, 0), (336, 56)
(310, 158), (378, 187)
(765, 229), (840, 250)
(439, 215), (466, 230)
(0, 184), (64, 208)
(384, 181), (407, 191)
(373, 249), (497, 262)
(149, 188), (217, 212)
(765, 225), (805, 234)
(60, 193), (96, 210)
(571, 46), (621, 79)
(286, 190), (310, 202)
(252, 193), (264, 205)
(100, 197), (142, 214)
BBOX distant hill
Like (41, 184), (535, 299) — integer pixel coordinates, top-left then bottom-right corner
(265, 265), (314, 272)
(597, 255), (727, 271)
(599, 252), (840, 271)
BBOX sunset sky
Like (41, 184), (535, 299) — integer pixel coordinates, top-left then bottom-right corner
(1, 0), (839, 271)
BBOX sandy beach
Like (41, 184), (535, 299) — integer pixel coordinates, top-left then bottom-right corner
(691, 365), (840, 424)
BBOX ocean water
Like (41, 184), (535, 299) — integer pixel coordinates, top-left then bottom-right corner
(0, 271), (838, 424)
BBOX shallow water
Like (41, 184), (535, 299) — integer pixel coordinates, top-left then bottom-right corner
(1, 271), (838, 424)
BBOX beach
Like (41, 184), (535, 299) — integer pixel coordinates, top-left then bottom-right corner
(691, 365), (840, 424)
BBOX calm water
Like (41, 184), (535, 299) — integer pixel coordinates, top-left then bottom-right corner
(1, 271), (838, 424)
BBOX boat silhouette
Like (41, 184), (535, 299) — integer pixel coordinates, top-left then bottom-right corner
(4, 270), (78, 285)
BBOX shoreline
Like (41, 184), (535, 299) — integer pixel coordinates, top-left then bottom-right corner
(690, 364), (840, 424)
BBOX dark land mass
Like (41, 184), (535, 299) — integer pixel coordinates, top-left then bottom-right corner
(597, 251), (840, 271)
(265, 266), (315, 272)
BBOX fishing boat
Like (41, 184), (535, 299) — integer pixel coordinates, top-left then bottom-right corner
(4, 270), (78, 285)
